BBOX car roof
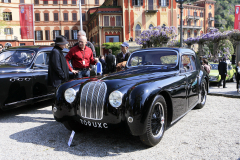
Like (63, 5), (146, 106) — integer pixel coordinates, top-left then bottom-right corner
(5, 45), (69, 53)
(132, 47), (196, 55)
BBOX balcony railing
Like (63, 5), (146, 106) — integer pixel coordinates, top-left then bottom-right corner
(178, 25), (202, 30)
(186, 15), (194, 20)
(145, 5), (158, 12)
(207, 27), (215, 30)
(194, 16), (200, 20)
(99, 25), (123, 28)
(209, 17), (214, 21)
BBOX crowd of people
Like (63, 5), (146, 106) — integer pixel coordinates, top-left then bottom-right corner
(200, 55), (240, 93)
(48, 31), (131, 88)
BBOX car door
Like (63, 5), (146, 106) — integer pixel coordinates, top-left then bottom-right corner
(32, 51), (54, 101)
(3, 50), (35, 108)
(170, 56), (188, 121)
(182, 54), (199, 110)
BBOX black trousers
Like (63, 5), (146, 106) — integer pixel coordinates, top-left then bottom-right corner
(219, 74), (226, 88)
(237, 74), (240, 89)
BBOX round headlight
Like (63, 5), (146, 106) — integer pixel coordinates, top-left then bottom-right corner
(64, 88), (76, 103)
(109, 91), (123, 108)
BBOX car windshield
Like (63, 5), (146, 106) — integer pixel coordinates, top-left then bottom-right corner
(127, 50), (178, 67)
(0, 51), (15, 61)
(0, 50), (35, 64)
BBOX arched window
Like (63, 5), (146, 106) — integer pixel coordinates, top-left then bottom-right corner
(135, 24), (141, 38)
(149, 24), (154, 29)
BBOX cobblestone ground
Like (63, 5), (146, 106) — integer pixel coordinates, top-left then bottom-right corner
(0, 96), (240, 160)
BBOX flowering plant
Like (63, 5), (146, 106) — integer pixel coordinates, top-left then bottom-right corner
(135, 26), (177, 48)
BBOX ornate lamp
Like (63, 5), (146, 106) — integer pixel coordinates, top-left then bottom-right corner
(175, 0), (186, 47)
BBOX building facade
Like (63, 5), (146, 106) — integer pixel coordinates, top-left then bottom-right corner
(0, 0), (215, 53)
(0, 0), (104, 47)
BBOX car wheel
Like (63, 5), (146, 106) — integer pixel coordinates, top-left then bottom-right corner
(140, 95), (167, 147)
(63, 120), (86, 132)
(195, 79), (207, 109)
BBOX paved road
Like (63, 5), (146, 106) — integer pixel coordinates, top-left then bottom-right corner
(0, 95), (240, 160)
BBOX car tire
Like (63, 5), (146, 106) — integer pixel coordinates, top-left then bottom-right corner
(63, 120), (86, 132)
(140, 95), (167, 147)
(195, 79), (207, 109)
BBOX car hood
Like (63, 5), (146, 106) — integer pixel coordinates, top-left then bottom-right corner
(0, 63), (28, 73)
(92, 66), (178, 90)
(209, 70), (219, 76)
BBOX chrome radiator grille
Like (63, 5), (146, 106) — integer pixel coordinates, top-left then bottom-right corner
(80, 81), (107, 120)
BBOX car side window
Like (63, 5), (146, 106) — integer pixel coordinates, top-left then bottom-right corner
(35, 52), (48, 65)
(129, 56), (143, 66)
(180, 55), (196, 73)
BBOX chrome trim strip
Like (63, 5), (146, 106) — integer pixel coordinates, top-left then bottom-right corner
(80, 82), (107, 120)
(5, 93), (54, 106)
(84, 83), (91, 118)
(170, 100), (199, 125)
(89, 82), (97, 119)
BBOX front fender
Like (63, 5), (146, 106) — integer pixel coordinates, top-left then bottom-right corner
(125, 83), (160, 136)
(53, 79), (88, 120)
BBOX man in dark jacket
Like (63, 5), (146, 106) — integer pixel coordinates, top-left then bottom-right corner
(116, 42), (131, 64)
(48, 36), (69, 88)
(99, 55), (107, 74)
(218, 58), (228, 88)
(106, 49), (116, 73)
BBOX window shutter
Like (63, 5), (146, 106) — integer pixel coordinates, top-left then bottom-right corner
(10, 13), (12, 20)
(132, 0), (134, 6)
(141, 0), (143, 6)
(59, 30), (61, 36)
(35, 31), (37, 40)
(159, 0), (161, 6)
(9, 0), (11, 3)
(40, 31), (43, 40)
(1, 0), (4, 3)
(53, 30), (55, 40)
(11, 28), (13, 34)
(166, 0), (169, 6)
(4, 28), (6, 34)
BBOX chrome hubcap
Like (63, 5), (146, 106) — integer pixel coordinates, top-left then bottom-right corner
(151, 102), (164, 137)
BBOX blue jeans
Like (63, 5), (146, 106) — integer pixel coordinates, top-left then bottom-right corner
(74, 70), (90, 78)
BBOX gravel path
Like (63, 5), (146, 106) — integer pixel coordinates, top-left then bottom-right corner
(0, 96), (240, 160)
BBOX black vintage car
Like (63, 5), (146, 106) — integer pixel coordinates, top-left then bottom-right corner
(0, 46), (71, 110)
(52, 48), (209, 146)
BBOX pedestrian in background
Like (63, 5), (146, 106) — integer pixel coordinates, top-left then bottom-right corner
(116, 42), (130, 64)
(73, 30), (96, 58)
(95, 57), (102, 75)
(218, 58), (228, 88)
(0, 45), (3, 53)
(99, 55), (106, 74)
(106, 49), (116, 73)
(232, 53), (236, 65)
(48, 36), (69, 88)
(65, 36), (97, 78)
(202, 59), (211, 74)
(236, 61), (240, 93)
(73, 30), (96, 76)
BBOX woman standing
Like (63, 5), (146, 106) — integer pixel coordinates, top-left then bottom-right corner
(48, 36), (69, 88)
(236, 61), (240, 93)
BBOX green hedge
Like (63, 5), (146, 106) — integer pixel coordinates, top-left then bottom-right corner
(102, 42), (122, 55)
